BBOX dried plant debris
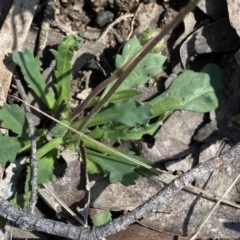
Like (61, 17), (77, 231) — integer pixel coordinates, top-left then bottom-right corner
(139, 143), (240, 238)
(194, 121), (220, 143)
(134, 3), (165, 35)
(90, 0), (140, 12)
(90, 152), (240, 238)
(139, 190), (240, 238)
(39, 148), (90, 224)
(0, 0), (39, 107)
(2, 0), (240, 239)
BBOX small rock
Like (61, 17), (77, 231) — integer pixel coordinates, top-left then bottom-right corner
(96, 10), (114, 27)
(76, 88), (92, 100)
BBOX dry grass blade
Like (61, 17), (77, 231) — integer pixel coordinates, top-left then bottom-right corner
(13, 96), (157, 171)
(189, 173), (240, 240)
(75, 0), (201, 131)
(43, 183), (88, 227)
(13, 95), (240, 212)
(153, 171), (240, 209)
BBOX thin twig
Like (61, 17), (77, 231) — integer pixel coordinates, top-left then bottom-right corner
(14, 95), (240, 210)
(189, 172), (240, 240)
(151, 169), (240, 209)
(13, 96), (161, 173)
(97, 13), (134, 43)
(126, 3), (142, 40)
(0, 142), (239, 239)
(54, 2), (77, 36)
(14, 77), (38, 213)
(71, 13), (134, 120)
(75, 0), (200, 131)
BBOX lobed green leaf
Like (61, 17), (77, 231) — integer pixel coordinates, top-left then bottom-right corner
(88, 89), (141, 107)
(151, 64), (223, 117)
(88, 124), (127, 142)
(0, 133), (22, 167)
(87, 159), (102, 174)
(88, 123), (160, 141)
(115, 37), (166, 91)
(12, 50), (57, 113)
(25, 149), (57, 193)
(50, 119), (71, 138)
(51, 35), (83, 117)
(0, 103), (28, 136)
(87, 99), (153, 128)
(87, 149), (138, 185)
(37, 150), (57, 185)
(92, 210), (112, 226)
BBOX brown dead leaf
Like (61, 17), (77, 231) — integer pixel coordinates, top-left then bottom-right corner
(0, 0), (39, 107)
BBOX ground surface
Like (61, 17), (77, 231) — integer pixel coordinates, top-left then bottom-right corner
(1, 0), (240, 239)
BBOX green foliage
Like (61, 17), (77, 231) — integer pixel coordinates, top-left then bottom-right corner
(37, 150), (57, 185)
(0, 104), (28, 136)
(25, 150), (56, 193)
(151, 64), (223, 118)
(0, 133), (22, 167)
(88, 124), (128, 142)
(88, 123), (159, 141)
(139, 28), (165, 53)
(12, 49), (57, 113)
(92, 210), (112, 226)
(84, 137), (152, 184)
(0, 217), (7, 229)
(11, 191), (31, 209)
(87, 159), (102, 174)
(87, 99), (152, 127)
(50, 35), (83, 117)
(88, 89), (141, 107)
(115, 37), (167, 91)
(36, 137), (64, 159)
(50, 119), (71, 138)
(87, 149), (138, 185)
(0, 30), (223, 212)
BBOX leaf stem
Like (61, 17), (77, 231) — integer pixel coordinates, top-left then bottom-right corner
(75, 0), (200, 132)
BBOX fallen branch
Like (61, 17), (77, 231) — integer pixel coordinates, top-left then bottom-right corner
(14, 76), (38, 214)
(1, 142), (239, 239)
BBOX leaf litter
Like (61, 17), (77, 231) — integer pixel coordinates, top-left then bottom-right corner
(1, 0), (240, 239)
